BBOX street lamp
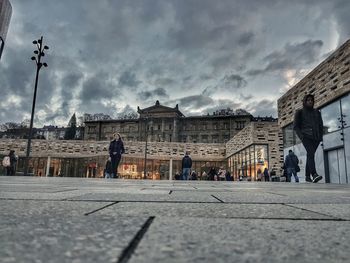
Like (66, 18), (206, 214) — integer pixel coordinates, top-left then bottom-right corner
(24, 36), (49, 176)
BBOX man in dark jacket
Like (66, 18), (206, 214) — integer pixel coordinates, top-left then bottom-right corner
(284, 150), (299, 182)
(293, 94), (323, 183)
(181, 151), (192, 180)
(109, 133), (125, 178)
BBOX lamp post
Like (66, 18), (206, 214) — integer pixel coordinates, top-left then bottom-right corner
(24, 36), (49, 176)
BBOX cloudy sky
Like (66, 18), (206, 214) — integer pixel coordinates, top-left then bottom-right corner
(1, 0), (349, 126)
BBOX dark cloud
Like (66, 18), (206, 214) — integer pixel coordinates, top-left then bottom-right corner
(246, 99), (277, 117)
(137, 88), (169, 101)
(223, 74), (247, 89)
(118, 71), (142, 88)
(247, 40), (323, 76)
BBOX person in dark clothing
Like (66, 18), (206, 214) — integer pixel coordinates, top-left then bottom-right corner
(284, 150), (299, 182)
(294, 94), (323, 183)
(104, 157), (113, 179)
(263, 168), (270, 182)
(181, 151), (192, 180)
(207, 167), (217, 181)
(109, 133), (125, 178)
(7, 150), (17, 176)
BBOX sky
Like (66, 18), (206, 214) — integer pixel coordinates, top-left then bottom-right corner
(0, 0), (350, 127)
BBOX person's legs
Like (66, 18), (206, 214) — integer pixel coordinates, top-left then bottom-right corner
(286, 168), (292, 182)
(110, 155), (117, 178)
(302, 138), (322, 182)
(292, 169), (299, 182)
(182, 168), (190, 180)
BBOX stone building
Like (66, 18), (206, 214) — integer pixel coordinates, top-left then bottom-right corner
(0, 0), (12, 59)
(84, 100), (252, 144)
(278, 39), (350, 183)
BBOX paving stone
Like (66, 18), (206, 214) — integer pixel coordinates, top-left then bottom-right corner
(289, 204), (350, 220)
(129, 218), (350, 263)
(0, 213), (149, 263)
(68, 191), (220, 202)
(98, 202), (334, 220)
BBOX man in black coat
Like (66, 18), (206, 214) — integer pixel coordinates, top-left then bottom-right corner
(293, 94), (323, 183)
(109, 133), (125, 178)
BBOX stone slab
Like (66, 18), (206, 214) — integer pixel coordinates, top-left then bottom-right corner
(290, 204), (350, 220)
(98, 202), (334, 220)
(68, 191), (220, 203)
(0, 212), (149, 263)
(129, 218), (350, 263)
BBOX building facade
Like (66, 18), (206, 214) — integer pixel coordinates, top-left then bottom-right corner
(84, 100), (252, 144)
(0, 0), (12, 59)
(226, 119), (283, 181)
(278, 39), (350, 183)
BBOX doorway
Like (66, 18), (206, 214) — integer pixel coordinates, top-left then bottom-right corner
(327, 148), (347, 184)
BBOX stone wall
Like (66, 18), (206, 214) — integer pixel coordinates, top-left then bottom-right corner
(278, 39), (350, 128)
(0, 139), (226, 161)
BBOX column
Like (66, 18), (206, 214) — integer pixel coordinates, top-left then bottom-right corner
(45, 156), (51, 177)
(169, 158), (173, 180)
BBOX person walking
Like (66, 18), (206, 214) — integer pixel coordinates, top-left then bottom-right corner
(263, 168), (270, 182)
(109, 133), (125, 178)
(284, 150), (299, 182)
(181, 151), (192, 180)
(294, 94), (323, 183)
(5, 150), (17, 176)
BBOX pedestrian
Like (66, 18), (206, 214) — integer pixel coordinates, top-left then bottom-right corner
(263, 168), (270, 182)
(257, 168), (263, 181)
(104, 157), (113, 179)
(284, 150), (300, 182)
(5, 150), (17, 176)
(181, 151), (192, 180)
(109, 133), (125, 178)
(217, 167), (226, 181)
(294, 94), (323, 183)
(207, 166), (217, 181)
(190, 170), (198, 180)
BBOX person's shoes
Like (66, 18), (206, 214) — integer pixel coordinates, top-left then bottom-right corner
(312, 174), (323, 183)
(305, 176), (312, 183)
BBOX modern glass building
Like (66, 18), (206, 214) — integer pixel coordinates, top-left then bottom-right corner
(278, 39), (350, 184)
(0, 0), (12, 59)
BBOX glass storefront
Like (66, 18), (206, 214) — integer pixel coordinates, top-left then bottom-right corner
(227, 144), (269, 181)
(1, 155), (225, 180)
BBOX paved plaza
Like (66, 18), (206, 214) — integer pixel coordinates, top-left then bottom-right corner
(0, 177), (349, 263)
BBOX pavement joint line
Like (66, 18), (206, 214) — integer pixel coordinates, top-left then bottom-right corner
(211, 194), (225, 203)
(265, 191), (288, 197)
(50, 189), (79, 193)
(84, 201), (119, 216)
(116, 216), (155, 263)
(283, 204), (346, 221)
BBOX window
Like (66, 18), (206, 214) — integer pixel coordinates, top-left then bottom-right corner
(236, 121), (245, 129)
(341, 94), (350, 128)
(283, 124), (294, 148)
(321, 100), (341, 134)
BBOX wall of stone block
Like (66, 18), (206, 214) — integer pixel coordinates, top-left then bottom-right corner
(0, 139), (226, 161)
